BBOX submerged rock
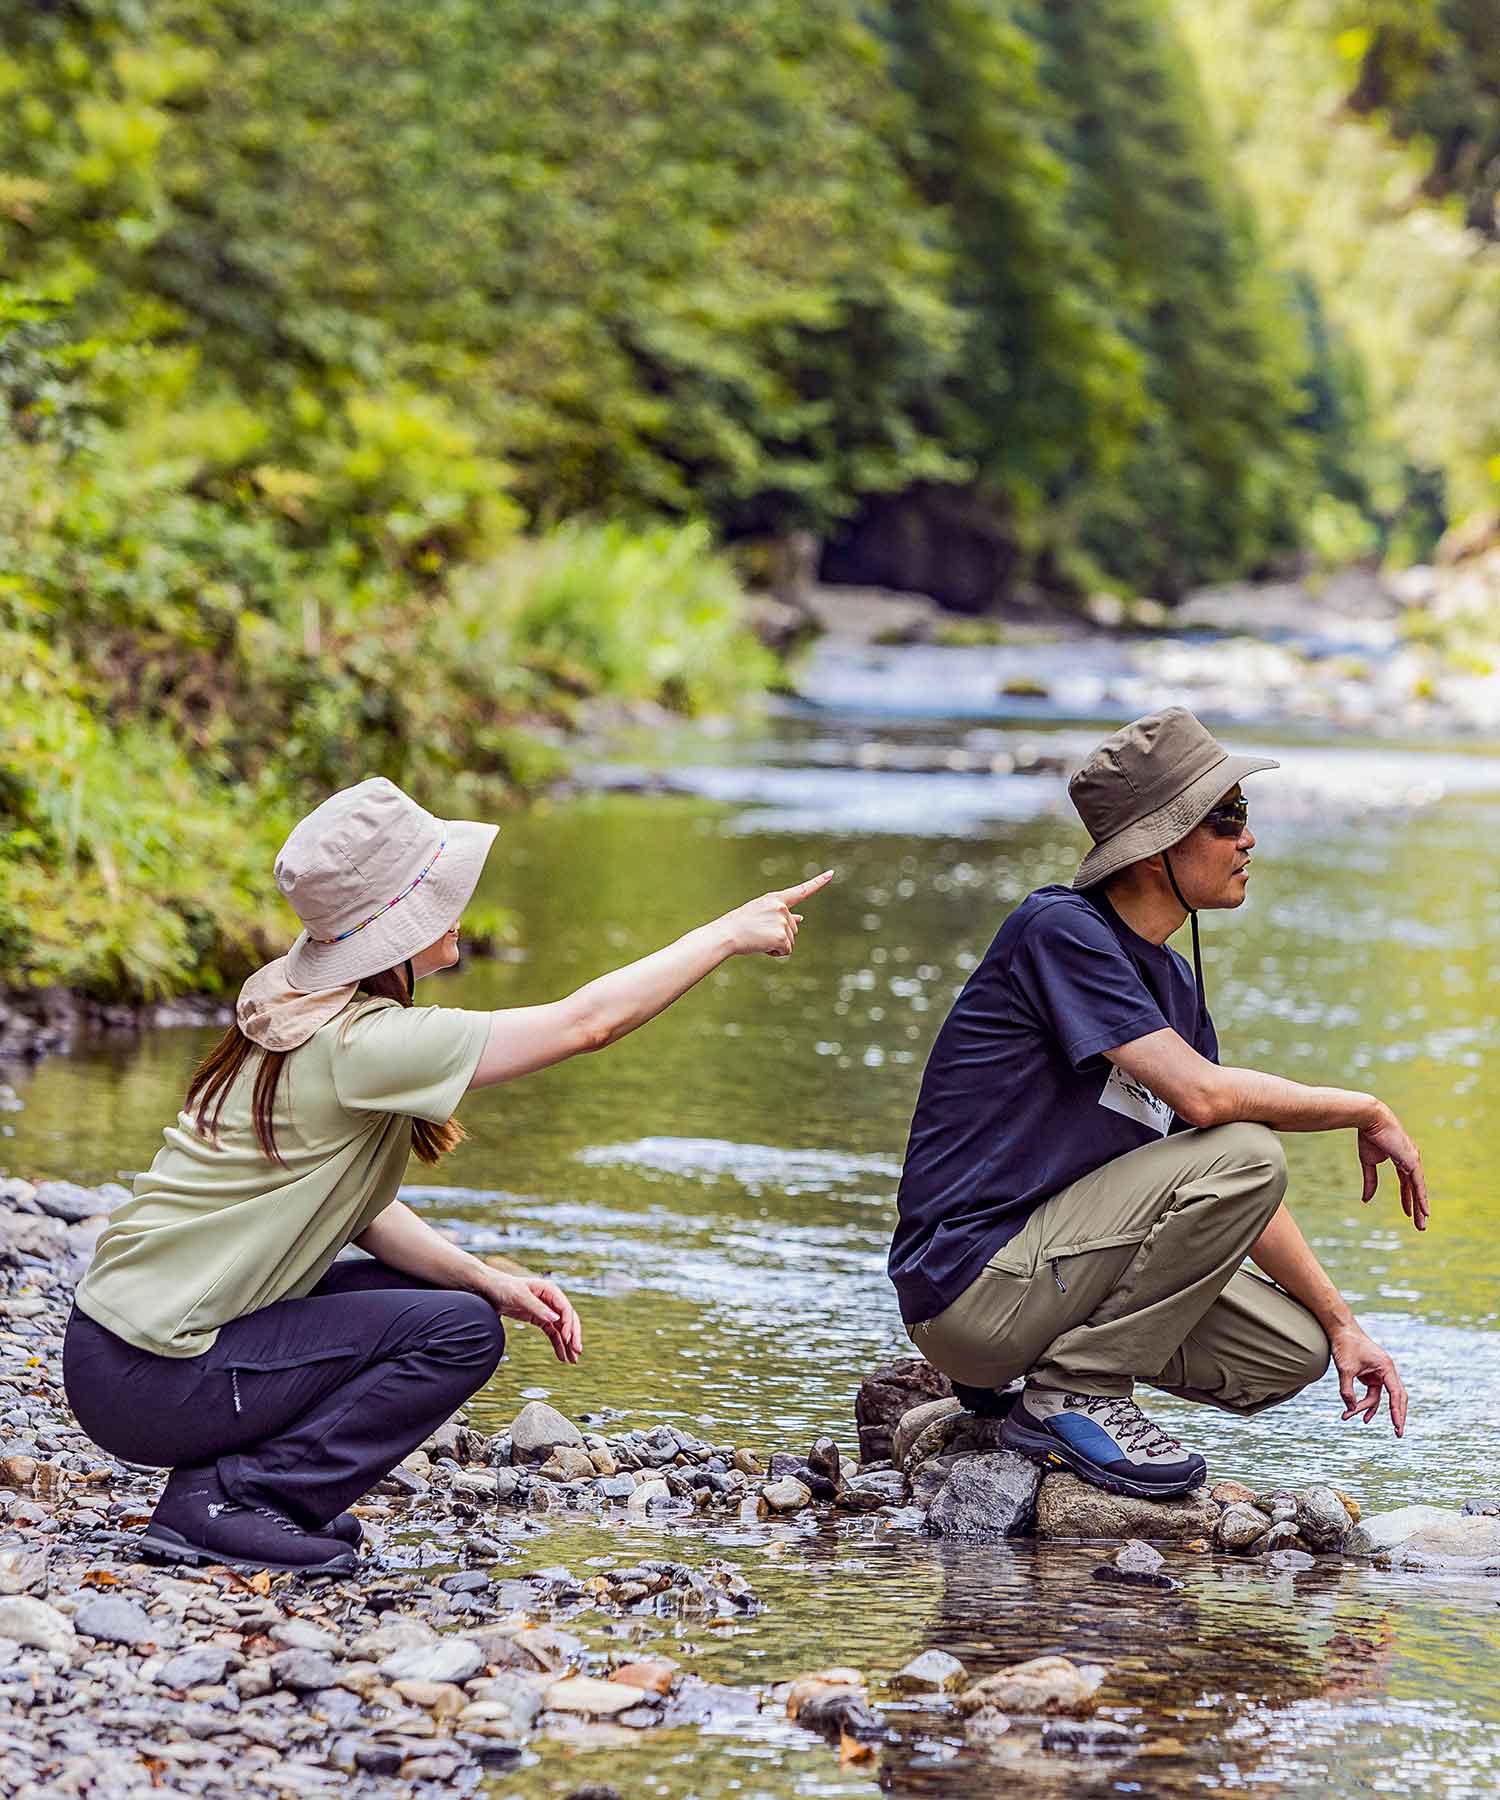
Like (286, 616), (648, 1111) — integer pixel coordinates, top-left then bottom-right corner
(1393, 1515), (1500, 1572)
(958, 1654), (1106, 1719)
(926, 1453), (1040, 1540)
(1093, 1538), (1177, 1589)
(1034, 1473), (1216, 1543)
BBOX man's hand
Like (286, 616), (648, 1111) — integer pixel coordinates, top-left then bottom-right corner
(486, 1273), (582, 1365)
(1329, 1321), (1408, 1437)
(1357, 1105), (1429, 1230)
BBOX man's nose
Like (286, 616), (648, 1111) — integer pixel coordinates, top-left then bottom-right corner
(1239, 825), (1256, 851)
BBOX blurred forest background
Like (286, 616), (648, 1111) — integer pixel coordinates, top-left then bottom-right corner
(4, 0), (1500, 1002)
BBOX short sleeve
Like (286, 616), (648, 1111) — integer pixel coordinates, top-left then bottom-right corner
(331, 1001), (491, 1124)
(1010, 905), (1168, 1071)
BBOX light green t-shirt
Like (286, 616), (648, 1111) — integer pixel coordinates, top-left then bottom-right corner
(74, 997), (491, 1357)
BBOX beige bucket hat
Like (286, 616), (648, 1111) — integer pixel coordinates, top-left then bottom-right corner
(236, 777), (498, 1049)
(1070, 707), (1277, 890)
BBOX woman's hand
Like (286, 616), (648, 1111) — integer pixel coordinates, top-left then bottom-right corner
(1328, 1320), (1408, 1437)
(486, 1273), (582, 1364)
(719, 871), (835, 958)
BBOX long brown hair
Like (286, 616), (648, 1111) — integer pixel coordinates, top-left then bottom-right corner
(184, 964), (466, 1167)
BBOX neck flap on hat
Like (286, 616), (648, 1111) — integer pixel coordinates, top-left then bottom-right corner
(237, 956), (358, 1052)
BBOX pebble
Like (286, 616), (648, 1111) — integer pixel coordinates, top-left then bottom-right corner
(759, 1477), (812, 1515)
(271, 1649), (343, 1692)
(0, 1594), (75, 1653)
(379, 1638), (484, 1685)
(72, 1591), (159, 1645)
(958, 1655), (1106, 1718)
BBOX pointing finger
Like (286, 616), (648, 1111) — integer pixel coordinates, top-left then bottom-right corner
(775, 870), (835, 905)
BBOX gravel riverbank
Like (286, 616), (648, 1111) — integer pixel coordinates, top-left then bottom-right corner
(1, 1174), (1497, 1798)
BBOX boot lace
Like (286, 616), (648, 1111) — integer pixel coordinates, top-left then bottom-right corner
(1067, 1394), (1183, 1459)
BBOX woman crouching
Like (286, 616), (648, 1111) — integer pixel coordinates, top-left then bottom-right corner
(62, 776), (831, 1575)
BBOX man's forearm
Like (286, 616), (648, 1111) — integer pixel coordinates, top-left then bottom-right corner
(1248, 1202), (1354, 1335)
(1202, 1066), (1384, 1135)
(353, 1201), (498, 1297)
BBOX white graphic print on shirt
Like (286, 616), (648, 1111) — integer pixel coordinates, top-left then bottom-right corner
(1098, 1061), (1175, 1135)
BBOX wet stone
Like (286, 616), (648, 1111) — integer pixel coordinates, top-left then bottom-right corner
(958, 1655), (1106, 1719)
(760, 1477), (812, 1515)
(1041, 1719), (1136, 1756)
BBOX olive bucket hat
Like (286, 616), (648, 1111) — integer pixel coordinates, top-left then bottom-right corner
(236, 777), (498, 1052)
(1070, 706), (1277, 891)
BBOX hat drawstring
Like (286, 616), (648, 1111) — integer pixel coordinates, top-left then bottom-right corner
(402, 957), (415, 1004)
(1161, 850), (1207, 1034)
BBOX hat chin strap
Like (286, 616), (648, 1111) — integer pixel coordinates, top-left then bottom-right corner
(1161, 850), (1208, 1033)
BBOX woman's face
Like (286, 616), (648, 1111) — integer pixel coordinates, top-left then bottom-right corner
(409, 922), (462, 982)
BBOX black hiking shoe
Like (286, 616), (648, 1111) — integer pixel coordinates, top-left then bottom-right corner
(1000, 1386), (1207, 1499)
(952, 1380), (1023, 1420)
(326, 1511), (363, 1547)
(140, 1467), (359, 1575)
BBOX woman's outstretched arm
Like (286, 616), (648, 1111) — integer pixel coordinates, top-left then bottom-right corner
(467, 872), (834, 1089)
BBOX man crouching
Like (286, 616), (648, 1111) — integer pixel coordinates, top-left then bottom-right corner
(889, 707), (1427, 1498)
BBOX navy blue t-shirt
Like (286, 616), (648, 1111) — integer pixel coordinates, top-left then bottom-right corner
(888, 885), (1219, 1325)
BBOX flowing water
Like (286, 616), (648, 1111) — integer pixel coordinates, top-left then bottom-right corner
(6, 645), (1500, 1797)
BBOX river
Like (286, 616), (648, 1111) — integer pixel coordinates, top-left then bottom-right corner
(5, 634), (1500, 1797)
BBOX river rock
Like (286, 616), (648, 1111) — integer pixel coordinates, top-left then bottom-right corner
(270, 1619), (341, 1654)
(1041, 1720), (1136, 1755)
(957, 1655), (1106, 1718)
(1093, 1538), (1172, 1589)
(31, 1181), (105, 1223)
(610, 1658), (677, 1695)
(1216, 1501), (1272, 1552)
(1347, 1504), (1458, 1557)
(894, 1400), (1009, 1474)
(539, 1447), (596, 1483)
(627, 1477), (671, 1513)
(926, 1452), (1040, 1540)
(1394, 1515), (1500, 1572)
(159, 1647), (238, 1689)
(0, 1213), (67, 1265)
(1210, 1480), (1259, 1507)
(509, 1402), (582, 1458)
(271, 1649), (342, 1692)
(892, 1649), (967, 1693)
(1035, 1473), (1217, 1543)
(760, 1477), (812, 1515)
(544, 1676), (641, 1717)
(380, 1639), (484, 1684)
(1295, 1485), (1354, 1552)
(72, 1593), (158, 1646)
(855, 1357), (952, 1465)
(0, 1595), (75, 1654)
(1265, 1548), (1316, 1573)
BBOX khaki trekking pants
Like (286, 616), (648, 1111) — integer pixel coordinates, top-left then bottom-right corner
(908, 1122), (1330, 1413)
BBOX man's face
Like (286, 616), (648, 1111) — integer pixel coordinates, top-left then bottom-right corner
(1166, 786), (1255, 910)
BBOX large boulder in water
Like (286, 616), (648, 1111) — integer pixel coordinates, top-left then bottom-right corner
(927, 1453), (1041, 1540)
(855, 1358), (951, 1466)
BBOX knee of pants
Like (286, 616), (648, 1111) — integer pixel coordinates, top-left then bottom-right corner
(1202, 1120), (1288, 1208)
(428, 1292), (506, 1378)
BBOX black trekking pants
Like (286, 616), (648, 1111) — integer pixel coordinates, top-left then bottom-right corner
(62, 1258), (505, 1530)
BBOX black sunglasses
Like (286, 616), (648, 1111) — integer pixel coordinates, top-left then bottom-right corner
(1202, 794), (1249, 838)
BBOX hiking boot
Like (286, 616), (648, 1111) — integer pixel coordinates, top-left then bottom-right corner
(140, 1466), (359, 1575)
(326, 1511), (363, 1548)
(952, 1380), (1022, 1421)
(1000, 1386), (1207, 1498)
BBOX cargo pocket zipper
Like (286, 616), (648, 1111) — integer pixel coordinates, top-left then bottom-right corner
(231, 1369), (242, 1415)
(1051, 1258), (1068, 1295)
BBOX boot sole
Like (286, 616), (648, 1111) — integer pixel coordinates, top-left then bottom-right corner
(1000, 1414), (1204, 1501)
(139, 1526), (359, 1577)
